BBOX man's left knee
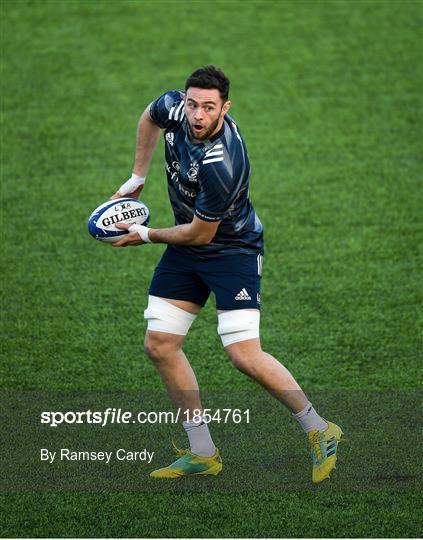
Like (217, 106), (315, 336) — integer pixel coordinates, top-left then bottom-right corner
(217, 309), (261, 373)
(217, 309), (260, 347)
(224, 339), (262, 375)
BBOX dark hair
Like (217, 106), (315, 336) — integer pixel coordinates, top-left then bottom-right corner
(185, 65), (230, 102)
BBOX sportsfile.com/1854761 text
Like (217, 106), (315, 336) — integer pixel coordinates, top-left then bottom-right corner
(40, 408), (250, 428)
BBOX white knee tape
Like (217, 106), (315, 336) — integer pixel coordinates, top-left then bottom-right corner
(217, 310), (260, 347)
(144, 295), (197, 335)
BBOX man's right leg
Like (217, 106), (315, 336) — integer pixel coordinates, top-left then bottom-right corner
(144, 330), (202, 413)
(144, 296), (222, 477)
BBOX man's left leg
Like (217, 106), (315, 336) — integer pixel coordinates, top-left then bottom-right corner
(219, 314), (343, 483)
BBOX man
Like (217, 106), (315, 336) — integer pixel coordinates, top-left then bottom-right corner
(111, 65), (343, 483)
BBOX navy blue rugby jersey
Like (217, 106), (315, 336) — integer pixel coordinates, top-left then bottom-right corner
(149, 90), (263, 256)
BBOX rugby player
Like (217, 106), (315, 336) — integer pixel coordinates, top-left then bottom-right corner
(111, 66), (343, 483)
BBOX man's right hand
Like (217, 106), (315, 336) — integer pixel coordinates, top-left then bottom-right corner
(110, 173), (146, 200)
(110, 188), (142, 200)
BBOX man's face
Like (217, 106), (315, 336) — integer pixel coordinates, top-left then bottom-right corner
(185, 87), (231, 142)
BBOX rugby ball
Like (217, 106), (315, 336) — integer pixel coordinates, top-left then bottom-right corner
(88, 198), (150, 243)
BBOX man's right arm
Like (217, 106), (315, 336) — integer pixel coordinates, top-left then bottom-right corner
(111, 104), (161, 200)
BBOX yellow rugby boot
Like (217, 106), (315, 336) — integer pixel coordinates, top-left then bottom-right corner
(308, 420), (344, 483)
(150, 443), (222, 478)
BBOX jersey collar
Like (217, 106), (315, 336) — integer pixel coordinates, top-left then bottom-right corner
(207, 121), (226, 144)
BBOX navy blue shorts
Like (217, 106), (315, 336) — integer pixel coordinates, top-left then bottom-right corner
(149, 246), (263, 310)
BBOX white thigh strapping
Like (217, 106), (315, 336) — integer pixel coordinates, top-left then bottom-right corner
(144, 295), (197, 335)
(217, 310), (260, 347)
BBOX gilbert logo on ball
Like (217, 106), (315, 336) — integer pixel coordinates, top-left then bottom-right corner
(88, 198), (150, 243)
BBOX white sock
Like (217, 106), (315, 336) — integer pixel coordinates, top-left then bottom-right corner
(183, 419), (216, 457)
(292, 402), (328, 433)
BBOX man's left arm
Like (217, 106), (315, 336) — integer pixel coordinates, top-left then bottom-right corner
(112, 216), (220, 247)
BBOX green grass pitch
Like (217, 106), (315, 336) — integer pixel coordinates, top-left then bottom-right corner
(1, 0), (422, 537)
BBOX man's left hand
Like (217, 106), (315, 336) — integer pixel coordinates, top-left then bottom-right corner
(112, 223), (146, 247)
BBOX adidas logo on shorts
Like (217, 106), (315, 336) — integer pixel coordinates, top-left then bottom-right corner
(235, 288), (251, 300)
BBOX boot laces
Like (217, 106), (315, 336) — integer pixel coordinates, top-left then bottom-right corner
(309, 430), (323, 462)
(171, 439), (190, 457)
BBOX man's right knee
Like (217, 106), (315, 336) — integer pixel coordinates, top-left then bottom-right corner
(144, 332), (181, 362)
(144, 295), (197, 335)
(143, 296), (197, 361)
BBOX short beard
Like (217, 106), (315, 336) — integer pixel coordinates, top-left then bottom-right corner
(187, 106), (223, 141)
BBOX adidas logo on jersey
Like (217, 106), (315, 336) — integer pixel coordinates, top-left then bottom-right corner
(168, 100), (185, 122)
(235, 288), (251, 300)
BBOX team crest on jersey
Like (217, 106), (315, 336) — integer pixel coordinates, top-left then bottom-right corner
(187, 163), (199, 182)
(165, 132), (174, 146)
(172, 161), (180, 171)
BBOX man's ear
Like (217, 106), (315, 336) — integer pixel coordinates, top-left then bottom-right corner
(222, 100), (231, 115)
